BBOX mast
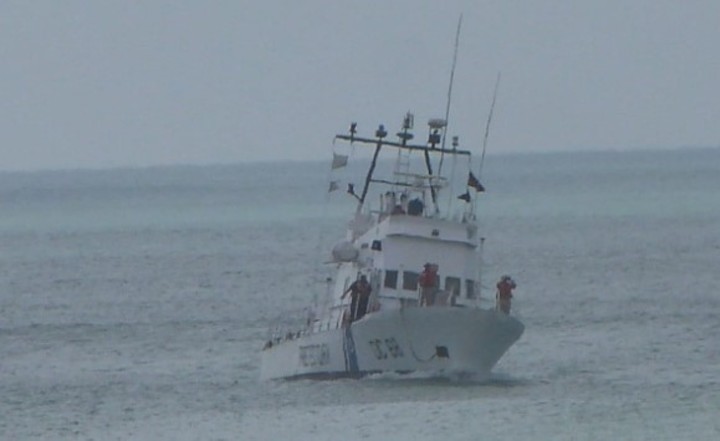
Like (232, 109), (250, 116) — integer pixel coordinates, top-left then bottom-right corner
(478, 72), (501, 180)
(335, 119), (472, 214)
(425, 119), (444, 212)
(437, 14), (463, 176)
(358, 125), (387, 207)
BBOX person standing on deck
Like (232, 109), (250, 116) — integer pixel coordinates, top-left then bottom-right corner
(419, 263), (439, 306)
(496, 275), (516, 314)
(341, 275), (372, 322)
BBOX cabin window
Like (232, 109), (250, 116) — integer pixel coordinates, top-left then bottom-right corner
(384, 270), (398, 289)
(402, 271), (419, 290)
(371, 240), (382, 251)
(465, 279), (476, 299)
(445, 277), (461, 297)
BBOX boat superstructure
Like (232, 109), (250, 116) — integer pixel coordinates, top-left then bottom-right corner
(260, 111), (524, 380)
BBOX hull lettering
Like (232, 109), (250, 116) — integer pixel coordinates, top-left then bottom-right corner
(299, 343), (330, 367)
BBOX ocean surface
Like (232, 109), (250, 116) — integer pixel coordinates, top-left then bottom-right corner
(1, 148), (719, 440)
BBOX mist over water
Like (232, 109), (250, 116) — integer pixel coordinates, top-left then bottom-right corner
(1, 149), (719, 440)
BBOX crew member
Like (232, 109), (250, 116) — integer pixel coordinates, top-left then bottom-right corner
(419, 263), (439, 306)
(341, 275), (372, 322)
(496, 275), (516, 314)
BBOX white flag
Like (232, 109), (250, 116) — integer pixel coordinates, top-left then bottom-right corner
(331, 153), (348, 169)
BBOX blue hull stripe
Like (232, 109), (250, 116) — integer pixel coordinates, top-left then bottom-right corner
(342, 326), (359, 374)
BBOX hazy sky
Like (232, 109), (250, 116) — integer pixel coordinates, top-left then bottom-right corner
(2, 0), (719, 171)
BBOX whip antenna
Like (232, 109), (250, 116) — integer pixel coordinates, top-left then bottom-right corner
(478, 72), (501, 178)
(438, 14), (463, 175)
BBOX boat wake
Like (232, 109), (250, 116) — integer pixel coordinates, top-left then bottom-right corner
(363, 369), (527, 387)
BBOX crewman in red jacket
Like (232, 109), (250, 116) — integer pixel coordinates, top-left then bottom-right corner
(496, 275), (516, 314)
(419, 263), (438, 306)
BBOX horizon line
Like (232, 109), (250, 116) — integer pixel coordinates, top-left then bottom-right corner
(1, 144), (717, 174)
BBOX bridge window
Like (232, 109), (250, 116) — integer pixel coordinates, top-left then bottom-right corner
(466, 279), (476, 299)
(384, 270), (398, 289)
(445, 277), (461, 297)
(402, 271), (419, 290)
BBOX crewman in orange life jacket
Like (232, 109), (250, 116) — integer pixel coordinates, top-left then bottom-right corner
(342, 275), (372, 322)
(496, 275), (516, 314)
(419, 263), (439, 306)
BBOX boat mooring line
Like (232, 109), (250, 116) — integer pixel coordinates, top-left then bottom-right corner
(399, 308), (439, 363)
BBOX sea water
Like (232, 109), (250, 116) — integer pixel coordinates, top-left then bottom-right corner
(1, 149), (718, 440)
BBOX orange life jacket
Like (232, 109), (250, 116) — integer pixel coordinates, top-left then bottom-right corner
(419, 270), (435, 288)
(497, 280), (514, 299)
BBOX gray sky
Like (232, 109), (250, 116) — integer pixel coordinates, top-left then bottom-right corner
(2, 0), (719, 171)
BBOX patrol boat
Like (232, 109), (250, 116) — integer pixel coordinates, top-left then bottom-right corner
(260, 111), (525, 380)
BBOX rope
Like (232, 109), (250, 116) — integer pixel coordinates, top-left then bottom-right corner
(398, 306), (437, 363)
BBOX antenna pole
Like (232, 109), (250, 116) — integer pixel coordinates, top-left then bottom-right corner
(478, 72), (501, 179)
(437, 14), (463, 176)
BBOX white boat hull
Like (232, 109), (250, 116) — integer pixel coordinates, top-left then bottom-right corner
(260, 307), (524, 380)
